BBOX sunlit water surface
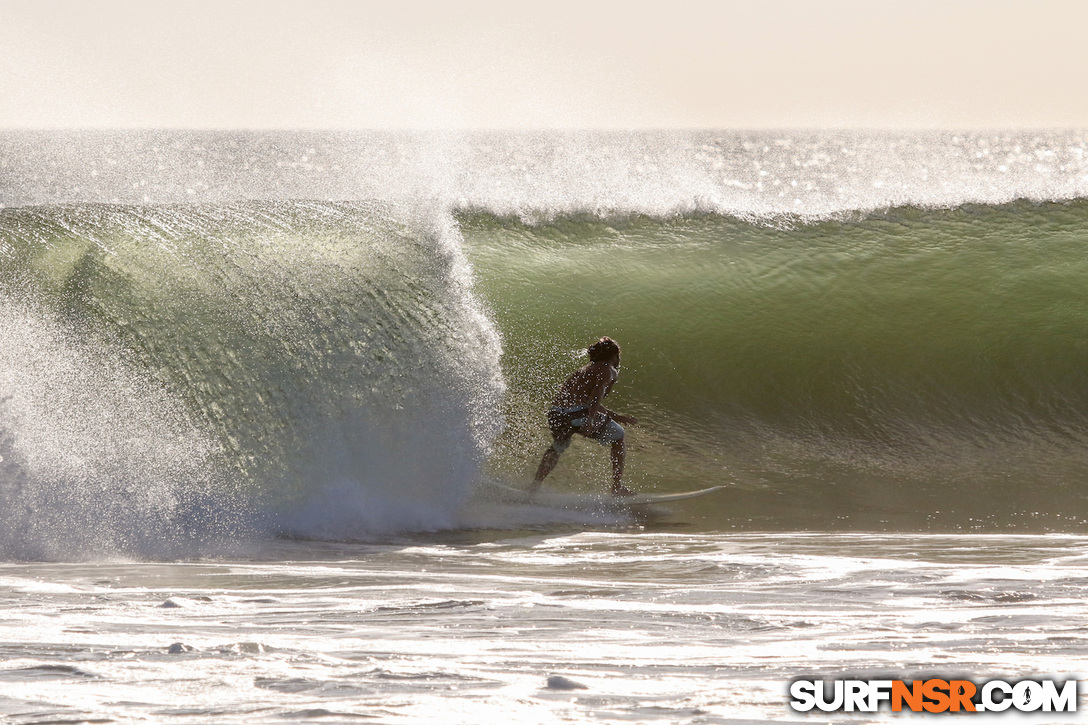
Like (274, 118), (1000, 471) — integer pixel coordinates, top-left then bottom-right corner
(2, 531), (1086, 724)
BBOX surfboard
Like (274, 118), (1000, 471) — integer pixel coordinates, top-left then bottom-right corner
(480, 480), (726, 509)
(621, 486), (727, 505)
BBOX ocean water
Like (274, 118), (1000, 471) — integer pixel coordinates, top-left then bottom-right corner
(2, 130), (1088, 722)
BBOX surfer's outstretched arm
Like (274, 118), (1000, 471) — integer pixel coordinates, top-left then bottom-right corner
(607, 410), (638, 426)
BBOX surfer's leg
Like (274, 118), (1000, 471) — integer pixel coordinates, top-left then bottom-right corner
(609, 439), (633, 496)
(531, 447), (560, 490)
(588, 420), (632, 495)
(532, 437), (570, 491)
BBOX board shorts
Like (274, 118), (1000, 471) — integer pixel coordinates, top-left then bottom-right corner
(547, 405), (625, 454)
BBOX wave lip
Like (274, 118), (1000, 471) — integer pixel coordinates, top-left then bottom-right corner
(2, 130), (1087, 219)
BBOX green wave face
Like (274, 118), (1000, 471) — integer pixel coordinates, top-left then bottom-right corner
(464, 203), (1088, 529)
(5, 196), (1088, 541)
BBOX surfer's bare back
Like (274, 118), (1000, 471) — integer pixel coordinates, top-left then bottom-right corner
(532, 337), (638, 495)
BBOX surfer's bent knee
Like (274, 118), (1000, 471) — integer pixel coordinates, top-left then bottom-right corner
(593, 420), (625, 447)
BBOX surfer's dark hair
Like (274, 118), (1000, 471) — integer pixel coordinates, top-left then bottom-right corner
(587, 337), (620, 362)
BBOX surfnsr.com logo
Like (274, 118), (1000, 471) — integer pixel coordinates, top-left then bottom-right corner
(789, 678), (1078, 713)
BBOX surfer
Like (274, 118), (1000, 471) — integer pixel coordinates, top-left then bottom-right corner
(531, 337), (639, 496)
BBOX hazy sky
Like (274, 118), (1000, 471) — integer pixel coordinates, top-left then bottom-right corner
(1, 0), (1085, 129)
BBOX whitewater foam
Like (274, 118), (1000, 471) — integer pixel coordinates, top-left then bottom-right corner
(0, 200), (506, 555)
(0, 299), (233, 559)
